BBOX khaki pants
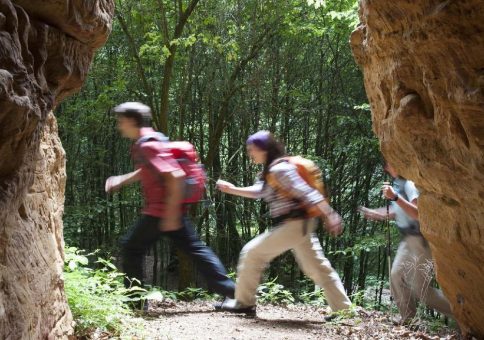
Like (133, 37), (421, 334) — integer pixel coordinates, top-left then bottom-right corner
(234, 218), (351, 311)
(391, 235), (452, 321)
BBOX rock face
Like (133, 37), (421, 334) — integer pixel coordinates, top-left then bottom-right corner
(0, 1), (114, 338)
(351, 1), (484, 337)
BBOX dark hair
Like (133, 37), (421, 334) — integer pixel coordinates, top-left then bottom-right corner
(113, 102), (152, 127)
(246, 131), (286, 181)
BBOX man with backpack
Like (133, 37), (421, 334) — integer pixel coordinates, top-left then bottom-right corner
(105, 102), (235, 302)
(359, 160), (452, 325)
(215, 130), (351, 317)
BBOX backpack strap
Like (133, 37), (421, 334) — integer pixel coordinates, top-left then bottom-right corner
(266, 157), (301, 201)
(134, 132), (170, 167)
(268, 156), (290, 168)
(267, 158), (311, 234)
(266, 156), (325, 220)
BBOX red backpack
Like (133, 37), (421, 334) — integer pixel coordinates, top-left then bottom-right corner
(137, 133), (206, 204)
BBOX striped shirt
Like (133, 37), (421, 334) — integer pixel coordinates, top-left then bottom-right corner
(253, 161), (325, 218)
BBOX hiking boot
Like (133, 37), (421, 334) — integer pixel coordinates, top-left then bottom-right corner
(214, 298), (256, 316)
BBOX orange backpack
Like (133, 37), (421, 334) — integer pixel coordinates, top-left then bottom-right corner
(266, 156), (329, 217)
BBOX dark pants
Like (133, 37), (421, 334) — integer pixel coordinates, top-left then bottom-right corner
(120, 214), (235, 298)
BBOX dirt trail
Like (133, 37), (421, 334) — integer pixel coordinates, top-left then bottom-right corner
(125, 301), (460, 340)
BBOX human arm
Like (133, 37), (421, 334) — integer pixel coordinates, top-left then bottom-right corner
(358, 206), (396, 221)
(161, 168), (186, 231)
(216, 179), (263, 199)
(105, 169), (141, 192)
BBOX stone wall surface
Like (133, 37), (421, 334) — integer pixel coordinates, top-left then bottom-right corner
(0, 1), (114, 338)
(351, 0), (484, 337)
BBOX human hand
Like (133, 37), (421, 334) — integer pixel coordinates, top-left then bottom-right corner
(105, 175), (124, 193)
(216, 179), (235, 193)
(323, 211), (344, 237)
(382, 183), (397, 200)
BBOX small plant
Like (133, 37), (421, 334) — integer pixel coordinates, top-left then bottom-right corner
(143, 286), (178, 302)
(177, 287), (214, 301)
(298, 287), (327, 306)
(64, 247), (141, 337)
(142, 285), (216, 302)
(226, 271), (237, 280)
(257, 278), (295, 305)
(328, 306), (358, 322)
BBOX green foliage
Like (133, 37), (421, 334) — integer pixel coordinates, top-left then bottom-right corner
(327, 306), (358, 322)
(257, 278), (296, 305)
(64, 247), (140, 337)
(329, 234), (387, 258)
(298, 288), (327, 306)
(143, 287), (178, 301)
(177, 287), (215, 300)
(307, 0), (325, 9)
(353, 103), (371, 112)
(421, 314), (457, 334)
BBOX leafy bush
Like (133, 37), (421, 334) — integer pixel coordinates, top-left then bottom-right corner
(298, 287), (327, 306)
(64, 247), (141, 337)
(257, 277), (295, 304)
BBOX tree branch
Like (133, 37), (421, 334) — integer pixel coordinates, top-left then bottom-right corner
(116, 11), (154, 112)
(156, 0), (171, 45)
(205, 23), (278, 167)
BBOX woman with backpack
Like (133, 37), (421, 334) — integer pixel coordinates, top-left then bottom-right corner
(215, 130), (351, 316)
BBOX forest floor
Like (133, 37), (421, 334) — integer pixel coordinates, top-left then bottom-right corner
(111, 300), (461, 340)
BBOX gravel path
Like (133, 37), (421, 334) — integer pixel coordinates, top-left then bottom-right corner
(119, 301), (460, 340)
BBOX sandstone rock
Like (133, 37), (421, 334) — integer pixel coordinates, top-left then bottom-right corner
(13, 0), (113, 48)
(351, 1), (484, 337)
(0, 113), (71, 339)
(0, 0), (114, 338)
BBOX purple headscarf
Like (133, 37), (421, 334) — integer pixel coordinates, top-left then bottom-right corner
(246, 130), (271, 150)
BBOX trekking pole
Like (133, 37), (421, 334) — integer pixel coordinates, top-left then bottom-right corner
(383, 181), (394, 316)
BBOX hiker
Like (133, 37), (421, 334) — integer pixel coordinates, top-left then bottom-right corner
(215, 130), (351, 317)
(359, 160), (452, 324)
(105, 102), (235, 303)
